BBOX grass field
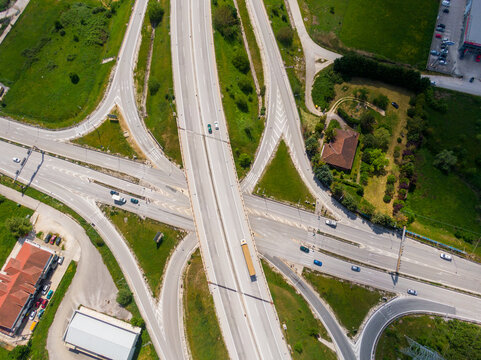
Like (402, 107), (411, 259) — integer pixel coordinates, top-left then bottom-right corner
(255, 140), (315, 210)
(298, 0), (438, 67)
(303, 269), (389, 337)
(376, 315), (481, 359)
(73, 117), (142, 159)
(262, 260), (336, 359)
(184, 250), (229, 360)
(144, 0), (182, 166)
(106, 207), (184, 297)
(0, 195), (33, 267)
(0, 0), (132, 128)
(213, 0), (263, 177)
(134, 15), (152, 106)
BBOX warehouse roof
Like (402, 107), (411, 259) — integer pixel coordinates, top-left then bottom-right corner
(63, 307), (141, 360)
(464, 0), (481, 46)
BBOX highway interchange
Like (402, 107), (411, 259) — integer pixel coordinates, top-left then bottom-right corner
(0, 0), (480, 359)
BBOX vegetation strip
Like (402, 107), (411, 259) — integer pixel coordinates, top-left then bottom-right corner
(184, 249), (229, 359)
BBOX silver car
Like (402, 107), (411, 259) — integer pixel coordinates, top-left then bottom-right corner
(440, 253), (452, 261)
(325, 219), (337, 227)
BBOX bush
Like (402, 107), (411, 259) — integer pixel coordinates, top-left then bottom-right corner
(371, 213), (395, 228)
(372, 94), (389, 110)
(383, 194), (392, 203)
(149, 79), (160, 96)
(305, 136), (319, 158)
(387, 174), (396, 184)
(238, 78), (253, 94)
(116, 289), (132, 307)
(236, 98), (248, 112)
(342, 193), (358, 212)
(276, 26), (294, 47)
(6, 217), (32, 238)
(232, 53), (250, 74)
(69, 72), (79, 84)
(213, 5), (239, 39)
(130, 317), (145, 329)
(433, 149), (457, 173)
(148, 2), (164, 28)
(360, 112), (375, 134)
(239, 153), (251, 168)
(315, 165), (333, 187)
(337, 107), (359, 127)
(294, 342), (303, 354)
(9, 343), (30, 360)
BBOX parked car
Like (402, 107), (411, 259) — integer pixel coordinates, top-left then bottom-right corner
(207, 124), (212, 134)
(29, 310), (37, 321)
(407, 289), (418, 296)
(443, 8), (449, 13)
(438, 24), (446, 28)
(470, 77), (475, 83)
(325, 219), (337, 227)
(476, 54), (481, 62)
(110, 190), (119, 195)
(34, 300), (41, 309)
(12, 157), (20, 163)
(44, 234), (51, 244)
(351, 265), (361, 272)
(313, 259), (323, 267)
(42, 283), (50, 295)
(435, 33), (442, 39)
(41, 299), (48, 309)
(130, 198), (139, 204)
(46, 290), (54, 300)
(442, 0), (450, 6)
(391, 102), (399, 109)
(430, 50), (440, 56)
(37, 309), (45, 319)
(214, 121), (219, 130)
(299, 245), (310, 253)
(58, 256), (64, 265)
(55, 236), (61, 246)
(50, 235), (56, 245)
(440, 253), (453, 261)
(436, 27), (445, 33)
(439, 60), (447, 65)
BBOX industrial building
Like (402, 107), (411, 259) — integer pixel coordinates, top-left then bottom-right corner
(460, 0), (481, 55)
(63, 306), (141, 360)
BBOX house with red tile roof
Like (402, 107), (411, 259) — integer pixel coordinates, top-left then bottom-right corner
(321, 129), (359, 171)
(0, 242), (53, 335)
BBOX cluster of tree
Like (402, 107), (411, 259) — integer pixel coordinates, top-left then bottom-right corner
(311, 69), (343, 111)
(333, 54), (430, 94)
(148, 1), (164, 28)
(213, 4), (239, 40)
(116, 288), (132, 307)
(6, 217), (32, 238)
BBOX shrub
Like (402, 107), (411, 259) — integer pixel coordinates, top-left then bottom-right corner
(148, 2), (164, 28)
(238, 78), (253, 94)
(371, 213), (395, 228)
(433, 149), (457, 173)
(116, 289), (132, 307)
(213, 5), (239, 39)
(360, 112), (375, 134)
(337, 107), (359, 126)
(294, 342), (303, 354)
(239, 153), (251, 168)
(315, 165), (333, 187)
(383, 194), (392, 203)
(149, 79), (160, 95)
(387, 174), (396, 184)
(232, 53), (250, 74)
(236, 98), (248, 112)
(5, 217), (32, 238)
(385, 183), (394, 196)
(305, 136), (319, 158)
(9, 343), (31, 360)
(69, 72), (79, 84)
(276, 26), (294, 47)
(130, 317), (145, 329)
(342, 193), (358, 212)
(372, 94), (389, 110)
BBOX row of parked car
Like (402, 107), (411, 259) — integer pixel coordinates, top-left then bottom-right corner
(29, 284), (55, 327)
(44, 233), (62, 246)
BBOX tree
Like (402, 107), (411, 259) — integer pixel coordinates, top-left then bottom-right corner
(236, 98), (248, 112)
(363, 148), (388, 174)
(238, 78), (253, 94)
(324, 127), (337, 142)
(232, 53), (250, 74)
(213, 5), (238, 39)
(276, 26), (294, 47)
(433, 149), (457, 173)
(315, 165), (333, 187)
(130, 317), (145, 329)
(9, 344), (30, 360)
(305, 136), (319, 158)
(360, 112), (375, 134)
(372, 94), (389, 110)
(341, 193), (358, 212)
(371, 213), (395, 227)
(6, 217), (32, 238)
(149, 79), (160, 95)
(69, 72), (79, 84)
(239, 153), (251, 168)
(116, 288), (132, 307)
(373, 127), (390, 151)
(148, 2), (164, 28)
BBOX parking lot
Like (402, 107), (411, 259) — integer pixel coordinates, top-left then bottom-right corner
(427, 0), (481, 80)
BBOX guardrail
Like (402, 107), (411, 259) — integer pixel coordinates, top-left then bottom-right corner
(405, 230), (466, 255)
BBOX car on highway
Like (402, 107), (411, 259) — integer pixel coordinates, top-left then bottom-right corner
(300, 245), (310, 253)
(12, 157), (20, 163)
(351, 265), (361, 272)
(41, 299), (48, 309)
(313, 259), (322, 267)
(214, 121), (219, 130)
(41, 283), (50, 295)
(440, 253), (452, 261)
(44, 234), (51, 244)
(207, 124), (212, 134)
(50, 235), (56, 245)
(325, 219), (337, 227)
(58, 256), (64, 265)
(55, 236), (61, 246)
(407, 289), (418, 296)
(29, 310), (36, 321)
(46, 290), (54, 300)
(130, 198), (139, 204)
(391, 102), (399, 109)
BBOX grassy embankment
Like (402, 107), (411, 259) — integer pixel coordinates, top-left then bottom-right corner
(298, 0), (438, 67)
(255, 140), (315, 211)
(376, 315), (481, 359)
(262, 260), (337, 359)
(0, 175), (158, 359)
(0, 0), (132, 128)
(213, 0), (262, 177)
(303, 269), (392, 337)
(184, 249), (229, 359)
(106, 207), (185, 297)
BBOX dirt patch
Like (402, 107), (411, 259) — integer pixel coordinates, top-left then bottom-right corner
(112, 106), (146, 160)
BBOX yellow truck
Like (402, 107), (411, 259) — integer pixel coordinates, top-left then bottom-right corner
(241, 239), (256, 279)
(30, 321), (38, 332)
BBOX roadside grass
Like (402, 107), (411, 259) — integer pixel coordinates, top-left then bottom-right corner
(105, 207), (185, 297)
(0, 195), (33, 266)
(134, 17), (152, 106)
(0, 175), (158, 359)
(144, 0), (182, 166)
(184, 249), (229, 359)
(28, 261), (77, 359)
(255, 140), (315, 211)
(298, 0), (438, 67)
(0, 0), (132, 128)
(303, 269), (391, 337)
(213, 0), (263, 178)
(73, 117), (142, 160)
(376, 315), (481, 359)
(262, 260), (336, 359)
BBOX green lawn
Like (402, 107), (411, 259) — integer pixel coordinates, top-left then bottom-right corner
(298, 0), (438, 67)
(303, 269), (389, 337)
(262, 260), (336, 359)
(0, 195), (33, 267)
(213, 0), (262, 178)
(255, 140), (315, 210)
(184, 250), (229, 360)
(106, 207), (185, 297)
(73, 117), (141, 159)
(134, 18), (152, 104)
(144, 0), (182, 166)
(376, 315), (481, 359)
(0, 0), (132, 128)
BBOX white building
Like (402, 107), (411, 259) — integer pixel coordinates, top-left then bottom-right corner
(63, 306), (141, 360)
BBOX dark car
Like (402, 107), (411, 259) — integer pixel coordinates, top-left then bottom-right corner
(351, 265), (361, 272)
(50, 235), (56, 245)
(110, 190), (119, 195)
(470, 77), (475, 83)
(300, 245), (310, 253)
(313, 259), (323, 267)
(55, 236), (61, 246)
(207, 124), (212, 134)
(44, 234), (51, 244)
(130, 198), (139, 204)
(437, 24), (446, 28)
(391, 102), (399, 109)
(443, 8), (449, 13)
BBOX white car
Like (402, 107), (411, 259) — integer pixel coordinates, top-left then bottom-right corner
(29, 310), (37, 321)
(407, 289), (418, 296)
(214, 121), (219, 130)
(325, 219), (337, 227)
(440, 253), (452, 261)
(442, 0), (450, 6)
(12, 157), (20, 163)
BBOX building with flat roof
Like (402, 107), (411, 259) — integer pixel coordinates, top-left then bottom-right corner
(0, 241), (53, 335)
(63, 306), (141, 360)
(460, 0), (481, 55)
(321, 129), (359, 171)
